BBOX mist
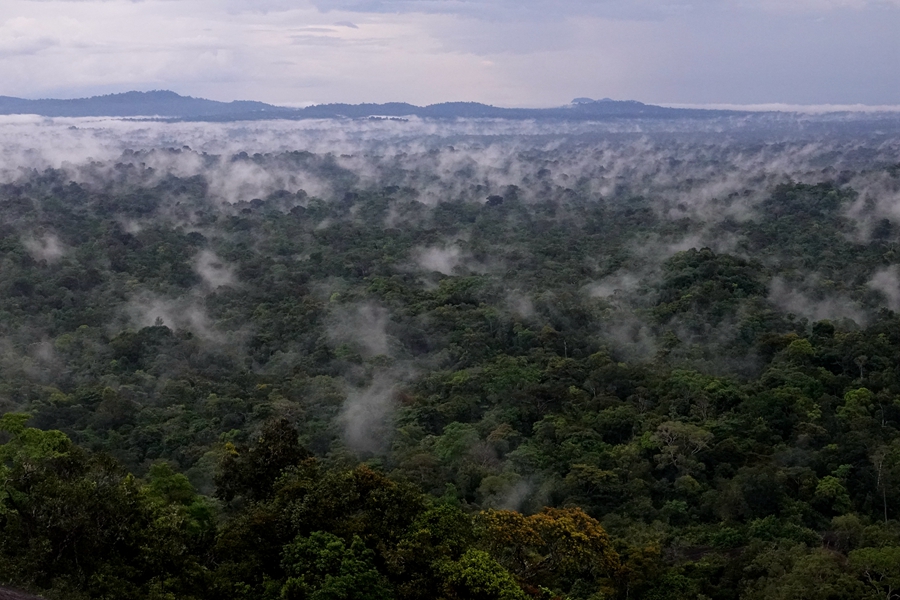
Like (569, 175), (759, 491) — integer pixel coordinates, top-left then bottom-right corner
(4, 108), (900, 474)
(327, 302), (392, 358)
(22, 233), (65, 263)
(339, 371), (409, 455)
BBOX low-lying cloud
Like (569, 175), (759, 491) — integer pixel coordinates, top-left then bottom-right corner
(194, 250), (236, 289)
(123, 292), (224, 342)
(22, 233), (64, 263)
(340, 370), (412, 454)
(768, 276), (868, 325)
(415, 245), (462, 275)
(328, 302), (392, 358)
(867, 266), (900, 311)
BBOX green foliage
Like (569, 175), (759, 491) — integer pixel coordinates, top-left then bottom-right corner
(744, 546), (864, 600)
(848, 547), (900, 600)
(4, 156), (900, 599)
(0, 421), (210, 599)
(440, 550), (528, 600)
(281, 532), (394, 600)
(215, 418), (311, 502)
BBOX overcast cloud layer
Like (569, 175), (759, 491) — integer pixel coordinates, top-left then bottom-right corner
(2, 0), (899, 106)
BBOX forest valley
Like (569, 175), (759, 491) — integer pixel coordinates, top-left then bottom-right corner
(2, 128), (900, 600)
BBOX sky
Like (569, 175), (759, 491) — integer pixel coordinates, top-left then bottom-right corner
(1, 0), (899, 107)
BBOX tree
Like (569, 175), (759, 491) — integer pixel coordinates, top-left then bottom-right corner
(743, 546), (863, 600)
(0, 414), (210, 599)
(651, 421), (713, 474)
(849, 547), (900, 600)
(215, 418), (310, 502)
(440, 549), (528, 600)
(386, 503), (475, 600)
(475, 506), (620, 592)
(281, 531), (394, 600)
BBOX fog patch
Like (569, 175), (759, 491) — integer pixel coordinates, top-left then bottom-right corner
(31, 338), (57, 364)
(22, 233), (64, 263)
(498, 479), (532, 511)
(25, 338), (61, 382)
(416, 245), (462, 275)
(205, 158), (295, 205)
(867, 266), (900, 311)
(842, 170), (900, 241)
(602, 314), (657, 360)
(328, 303), (391, 358)
(194, 250), (236, 289)
(627, 234), (700, 268)
(0, 334), (65, 387)
(123, 293), (224, 342)
(769, 277), (867, 324)
(589, 272), (641, 298)
(340, 371), (407, 455)
(505, 291), (535, 319)
(119, 219), (143, 234)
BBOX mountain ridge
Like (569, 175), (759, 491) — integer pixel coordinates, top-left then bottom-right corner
(0, 89), (738, 121)
(0, 90), (282, 118)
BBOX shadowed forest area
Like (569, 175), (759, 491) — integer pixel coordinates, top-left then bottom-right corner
(2, 124), (900, 599)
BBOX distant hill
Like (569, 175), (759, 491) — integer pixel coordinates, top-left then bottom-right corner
(210, 98), (735, 121)
(0, 90), (737, 121)
(0, 90), (287, 118)
(291, 98), (730, 121)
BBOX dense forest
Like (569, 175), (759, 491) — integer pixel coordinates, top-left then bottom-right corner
(2, 123), (900, 599)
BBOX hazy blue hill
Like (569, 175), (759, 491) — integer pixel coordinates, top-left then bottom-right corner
(274, 98), (731, 121)
(296, 102), (421, 118)
(0, 90), (286, 118)
(0, 89), (737, 120)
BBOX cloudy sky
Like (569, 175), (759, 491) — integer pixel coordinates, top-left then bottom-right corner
(1, 0), (899, 107)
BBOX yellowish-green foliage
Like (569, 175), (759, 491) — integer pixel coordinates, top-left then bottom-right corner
(476, 506), (621, 585)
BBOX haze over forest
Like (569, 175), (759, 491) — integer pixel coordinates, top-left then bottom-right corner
(1, 87), (900, 600)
